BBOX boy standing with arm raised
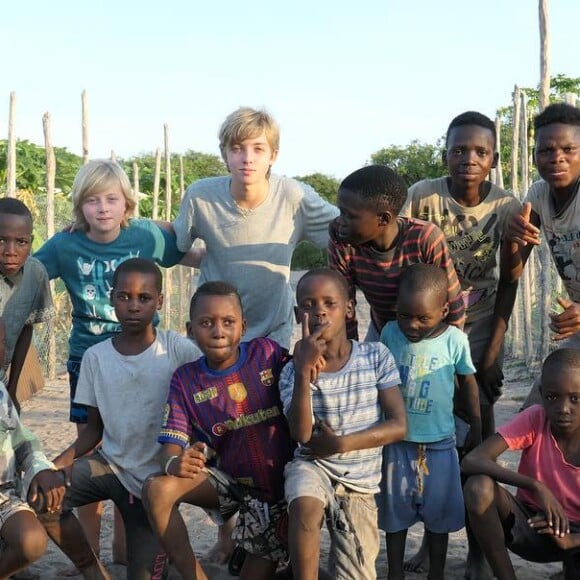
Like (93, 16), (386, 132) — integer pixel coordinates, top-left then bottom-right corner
(280, 268), (407, 580)
(503, 103), (580, 405)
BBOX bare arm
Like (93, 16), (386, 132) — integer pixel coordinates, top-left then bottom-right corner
(500, 202), (540, 282)
(52, 407), (103, 470)
(286, 314), (327, 443)
(456, 374), (482, 451)
(462, 433), (570, 536)
(6, 324), (33, 412)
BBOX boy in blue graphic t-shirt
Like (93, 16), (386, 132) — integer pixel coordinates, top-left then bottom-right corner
(379, 263), (481, 580)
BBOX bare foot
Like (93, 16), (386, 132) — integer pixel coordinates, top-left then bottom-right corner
(207, 537), (236, 564)
(403, 544), (429, 573)
(207, 516), (237, 564)
(464, 549), (493, 580)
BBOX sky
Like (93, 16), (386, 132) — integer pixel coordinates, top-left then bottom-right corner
(3, 0), (579, 181)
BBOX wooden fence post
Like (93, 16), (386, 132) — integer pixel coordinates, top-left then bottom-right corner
(42, 112), (57, 379)
(7, 92), (17, 197)
(81, 90), (89, 164)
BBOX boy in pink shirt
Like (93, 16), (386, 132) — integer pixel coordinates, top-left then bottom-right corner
(462, 349), (580, 580)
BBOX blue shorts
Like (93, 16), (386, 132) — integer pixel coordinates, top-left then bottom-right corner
(378, 438), (464, 534)
(67, 356), (88, 424)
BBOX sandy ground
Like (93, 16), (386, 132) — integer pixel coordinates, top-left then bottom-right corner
(18, 276), (562, 579)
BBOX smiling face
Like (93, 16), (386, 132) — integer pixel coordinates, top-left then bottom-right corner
(0, 213), (33, 277)
(396, 288), (448, 342)
(82, 183), (128, 243)
(224, 130), (278, 189)
(188, 294), (246, 371)
(295, 273), (353, 343)
(541, 365), (580, 438)
(111, 271), (163, 334)
(444, 125), (498, 192)
(534, 123), (580, 194)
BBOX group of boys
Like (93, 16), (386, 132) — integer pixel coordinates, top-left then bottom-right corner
(0, 102), (578, 580)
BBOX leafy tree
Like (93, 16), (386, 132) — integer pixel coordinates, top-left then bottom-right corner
(496, 74), (580, 189)
(370, 140), (446, 186)
(294, 172), (340, 204)
(120, 150), (227, 219)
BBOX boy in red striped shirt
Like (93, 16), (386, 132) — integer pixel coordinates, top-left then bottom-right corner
(329, 165), (465, 340)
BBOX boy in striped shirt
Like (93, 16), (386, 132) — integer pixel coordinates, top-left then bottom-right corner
(328, 165), (465, 340)
(280, 268), (407, 580)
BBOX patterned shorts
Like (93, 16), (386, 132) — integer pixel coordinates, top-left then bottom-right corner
(205, 467), (288, 562)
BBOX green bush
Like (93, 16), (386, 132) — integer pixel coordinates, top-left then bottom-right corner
(291, 241), (327, 270)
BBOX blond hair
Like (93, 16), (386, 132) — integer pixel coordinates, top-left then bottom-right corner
(71, 159), (136, 231)
(218, 107), (280, 160)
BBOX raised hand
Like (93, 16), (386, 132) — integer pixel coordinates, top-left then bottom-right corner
(550, 297), (580, 341)
(508, 202), (540, 246)
(293, 313), (328, 381)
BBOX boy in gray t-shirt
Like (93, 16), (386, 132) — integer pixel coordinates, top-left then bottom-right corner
(173, 107), (338, 350)
(35, 258), (200, 578)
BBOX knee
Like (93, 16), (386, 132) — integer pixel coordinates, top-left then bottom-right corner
(288, 498), (324, 534)
(16, 523), (49, 564)
(142, 474), (177, 511)
(463, 474), (496, 514)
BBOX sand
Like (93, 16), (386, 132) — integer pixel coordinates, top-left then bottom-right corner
(18, 277), (563, 579)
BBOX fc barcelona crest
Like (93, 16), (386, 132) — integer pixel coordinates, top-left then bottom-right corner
(259, 368), (274, 386)
(228, 382), (247, 403)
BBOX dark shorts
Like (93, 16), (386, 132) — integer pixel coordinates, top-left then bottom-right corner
(504, 493), (580, 576)
(39, 452), (167, 578)
(205, 467), (288, 563)
(67, 356), (88, 424)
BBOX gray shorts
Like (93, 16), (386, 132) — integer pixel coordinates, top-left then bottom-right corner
(0, 485), (34, 530)
(503, 492), (580, 575)
(465, 316), (505, 405)
(205, 467), (288, 563)
(285, 459), (379, 580)
(379, 439), (464, 534)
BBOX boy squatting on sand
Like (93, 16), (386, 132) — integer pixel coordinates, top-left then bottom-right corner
(463, 349), (580, 580)
(279, 268), (407, 580)
(143, 281), (294, 580)
(36, 258), (201, 579)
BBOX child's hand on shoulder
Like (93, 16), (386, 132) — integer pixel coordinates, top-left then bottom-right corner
(293, 313), (327, 382)
(303, 419), (342, 458)
(166, 442), (209, 479)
